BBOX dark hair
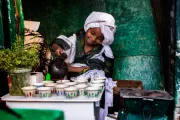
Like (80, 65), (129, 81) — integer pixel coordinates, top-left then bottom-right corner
(75, 29), (85, 36)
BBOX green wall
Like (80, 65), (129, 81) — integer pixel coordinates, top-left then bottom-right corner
(107, 0), (163, 90)
(22, 0), (164, 90)
(22, 0), (106, 44)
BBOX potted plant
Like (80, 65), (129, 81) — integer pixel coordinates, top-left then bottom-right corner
(0, 39), (39, 96)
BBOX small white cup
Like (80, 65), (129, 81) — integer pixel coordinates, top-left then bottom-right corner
(75, 84), (88, 96)
(64, 82), (77, 86)
(45, 83), (58, 93)
(86, 87), (99, 98)
(91, 80), (105, 84)
(22, 86), (36, 97)
(76, 79), (88, 85)
(56, 80), (70, 84)
(55, 84), (69, 96)
(37, 87), (52, 98)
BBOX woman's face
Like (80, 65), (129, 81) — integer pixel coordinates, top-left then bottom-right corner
(85, 28), (104, 46)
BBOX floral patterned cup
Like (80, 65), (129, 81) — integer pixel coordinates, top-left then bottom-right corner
(89, 83), (104, 93)
(76, 79), (88, 85)
(86, 87), (99, 98)
(45, 83), (58, 94)
(37, 87), (52, 98)
(22, 86), (36, 97)
(75, 84), (88, 96)
(64, 87), (78, 99)
(33, 83), (44, 94)
(91, 80), (105, 85)
(55, 84), (69, 96)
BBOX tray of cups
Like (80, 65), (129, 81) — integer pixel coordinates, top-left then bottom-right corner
(21, 79), (104, 99)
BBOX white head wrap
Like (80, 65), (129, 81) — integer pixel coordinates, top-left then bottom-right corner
(84, 12), (116, 46)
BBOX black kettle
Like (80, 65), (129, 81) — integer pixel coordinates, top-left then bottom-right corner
(48, 53), (68, 80)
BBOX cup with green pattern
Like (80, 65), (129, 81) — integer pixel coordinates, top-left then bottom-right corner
(75, 84), (88, 96)
(64, 87), (78, 98)
(44, 83), (58, 94)
(55, 84), (69, 96)
(89, 83), (104, 93)
(86, 87), (99, 98)
(37, 87), (52, 98)
(76, 78), (88, 85)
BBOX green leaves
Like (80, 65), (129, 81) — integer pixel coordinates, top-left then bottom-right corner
(0, 42), (39, 71)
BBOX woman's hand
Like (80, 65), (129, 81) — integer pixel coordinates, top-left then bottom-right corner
(55, 47), (63, 56)
(67, 64), (90, 73)
(51, 44), (63, 56)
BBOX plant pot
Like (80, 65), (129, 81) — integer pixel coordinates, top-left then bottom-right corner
(8, 68), (31, 96)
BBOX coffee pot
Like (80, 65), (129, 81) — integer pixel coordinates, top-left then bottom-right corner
(48, 53), (68, 80)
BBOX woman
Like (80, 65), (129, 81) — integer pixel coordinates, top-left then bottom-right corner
(50, 11), (116, 80)
(50, 11), (117, 120)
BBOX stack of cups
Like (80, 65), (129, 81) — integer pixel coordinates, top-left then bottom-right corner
(75, 78), (88, 96)
(86, 77), (106, 98)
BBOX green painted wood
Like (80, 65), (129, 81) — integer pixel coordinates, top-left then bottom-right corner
(175, 0), (180, 105)
(16, 0), (24, 47)
(0, 0), (4, 49)
(106, 0), (163, 90)
(106, 0), (160, 57)
(113, 56), (164, 90)
(7, 0), (16, 45)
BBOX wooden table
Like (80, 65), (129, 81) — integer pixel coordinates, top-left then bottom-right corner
(1, 89), (104, 120)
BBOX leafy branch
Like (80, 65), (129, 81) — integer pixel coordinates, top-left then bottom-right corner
(0, 37), (39, 71)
